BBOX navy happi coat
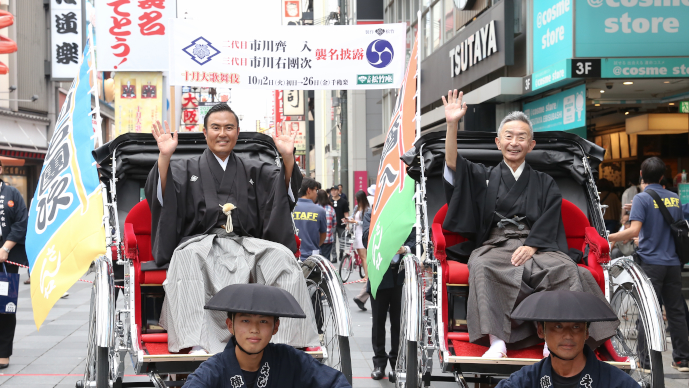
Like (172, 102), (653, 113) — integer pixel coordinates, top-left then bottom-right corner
(183, 341), (350, 388)
(496, 345), (638, 388)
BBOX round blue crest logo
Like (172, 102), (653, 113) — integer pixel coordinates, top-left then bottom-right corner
(366, 39), (394, 68)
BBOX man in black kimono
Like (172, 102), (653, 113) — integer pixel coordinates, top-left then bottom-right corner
(184, 283), (350, 388)
(442, 90), (616, 358)
(145, 103), (319, 354)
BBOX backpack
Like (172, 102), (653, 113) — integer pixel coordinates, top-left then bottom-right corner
(646, 189), (689, 265)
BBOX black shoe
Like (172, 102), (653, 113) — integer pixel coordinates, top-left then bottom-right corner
(0, 362), (8, 369)
(353, 298), (367, 311)
(388, 370), (396, 383)
(672, 360), (689, 372)
(371, 367), (385, 380)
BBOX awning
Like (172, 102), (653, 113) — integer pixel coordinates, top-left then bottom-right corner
(0, 114), (48, 158)
(626, 113), (689, 135)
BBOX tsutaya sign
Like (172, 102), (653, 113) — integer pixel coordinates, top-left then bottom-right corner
(448, 20), (498, 78)
(421, 0), (513, 106)
(170, 20), (406, 90)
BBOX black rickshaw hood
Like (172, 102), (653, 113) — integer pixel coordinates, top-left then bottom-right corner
(401, 130), (605, 185)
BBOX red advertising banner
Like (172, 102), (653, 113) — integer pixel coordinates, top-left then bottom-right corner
(354, 171), (368, 194)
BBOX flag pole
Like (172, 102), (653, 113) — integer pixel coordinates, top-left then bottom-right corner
(85, 22), (115, 263)
(414, 10), (422, 260)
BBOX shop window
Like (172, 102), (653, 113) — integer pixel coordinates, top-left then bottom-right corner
(432, 1), (441, 50)
(424, 13), (431, 57)
(444, 0), (454, 42)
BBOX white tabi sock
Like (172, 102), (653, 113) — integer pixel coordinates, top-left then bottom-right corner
(189, 345), (209, 355)
(482, 334), (507, 358)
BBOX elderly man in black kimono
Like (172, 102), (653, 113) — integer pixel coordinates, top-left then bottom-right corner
(442, 90), (616, 358)
(144, 103), (319, 355)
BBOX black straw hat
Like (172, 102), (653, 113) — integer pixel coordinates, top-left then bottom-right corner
(204, 284), (306, 319)
(511, 290), (618, 323)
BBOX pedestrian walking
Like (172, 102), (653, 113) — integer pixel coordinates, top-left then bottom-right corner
(293, 178), (326, 261)
(346, 191), (369, 311)
(337, 184), (348, 201)
(608, 156), (689, 372)
(361, 204), (413, 382)
(0, 162), (29, 369)
(329, 186), (349, 262)
(316, 190), (336, 263)
(599, 178), (621, 233)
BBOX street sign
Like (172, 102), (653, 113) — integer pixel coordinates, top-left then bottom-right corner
(680, 101), (689, 114)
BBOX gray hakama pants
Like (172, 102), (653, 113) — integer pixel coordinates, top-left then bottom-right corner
(467, 226), (618, 348)
(160, 230), (320, 354)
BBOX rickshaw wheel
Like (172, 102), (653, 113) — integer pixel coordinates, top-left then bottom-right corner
(395, 281), (423, 388)
(609, 284), (664, 388)
(303, 256), (353, 384)
(339, 253), (352, 282)
(83, 257), (114, 388)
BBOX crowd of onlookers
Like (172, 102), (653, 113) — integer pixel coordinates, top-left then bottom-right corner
(292, 179), (403, 380)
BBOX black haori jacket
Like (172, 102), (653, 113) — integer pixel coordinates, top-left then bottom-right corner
(443, 157), (569, 259)
(495, 345), (639, 388)
(183, 341), (350, 388)
(144, 149), (302, 267)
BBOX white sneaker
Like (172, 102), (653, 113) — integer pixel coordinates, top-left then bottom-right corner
(189, 346), (208, 355)
(61, 292), (69, 299)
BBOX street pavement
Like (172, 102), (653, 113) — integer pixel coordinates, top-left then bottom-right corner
(1, 271), (689, 387)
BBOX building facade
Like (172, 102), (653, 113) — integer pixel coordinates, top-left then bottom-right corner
(370, 0), (689, 203)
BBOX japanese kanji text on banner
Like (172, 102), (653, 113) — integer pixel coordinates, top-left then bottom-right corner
(170, 20), (406, 90)
(96, 0), (175, 71)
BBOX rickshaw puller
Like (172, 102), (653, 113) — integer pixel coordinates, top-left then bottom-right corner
(442, 90), (618, 358)
(183, 284), (351, 388)
(496, 290), (638, 388)
(145, 103), (319, 354)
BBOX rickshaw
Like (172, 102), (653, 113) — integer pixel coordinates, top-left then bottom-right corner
(77, 132), (353, 388)
(394, 130), (667, 388)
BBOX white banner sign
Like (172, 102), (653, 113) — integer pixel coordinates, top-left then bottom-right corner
(170, 21), (407, 90)
(283, 90), (303, 116)
(50, 0), (82, 80)
(95, 0), (176, 71)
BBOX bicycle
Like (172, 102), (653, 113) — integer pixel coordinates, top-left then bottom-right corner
(338, 223), (365, 282)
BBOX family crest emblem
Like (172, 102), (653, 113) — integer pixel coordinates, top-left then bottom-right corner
(229, 375), (244, 388)
(540, 375), (552, 388)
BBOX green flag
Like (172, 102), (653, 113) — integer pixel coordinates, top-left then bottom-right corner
(367, 32), (419, 297)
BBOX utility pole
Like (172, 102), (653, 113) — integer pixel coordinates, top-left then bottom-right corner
(339, 0), (348, 197)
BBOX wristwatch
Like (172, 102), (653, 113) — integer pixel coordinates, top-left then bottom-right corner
(2, 247), (10, 254)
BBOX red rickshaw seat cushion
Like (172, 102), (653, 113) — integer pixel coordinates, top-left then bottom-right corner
(124, 199), (167, 285)
(436, 199), (606, 290)
(434, 198), (611, 359)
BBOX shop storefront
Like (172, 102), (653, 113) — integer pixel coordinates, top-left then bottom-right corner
(522, 0), (689, 194)
(0, 110), (49, 205)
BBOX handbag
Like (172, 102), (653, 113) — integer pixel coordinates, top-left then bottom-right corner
(646, 189), (689, 265)
(0, 263), (19, 314)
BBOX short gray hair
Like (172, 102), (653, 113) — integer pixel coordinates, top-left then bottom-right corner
(497, 111), (534, 139)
